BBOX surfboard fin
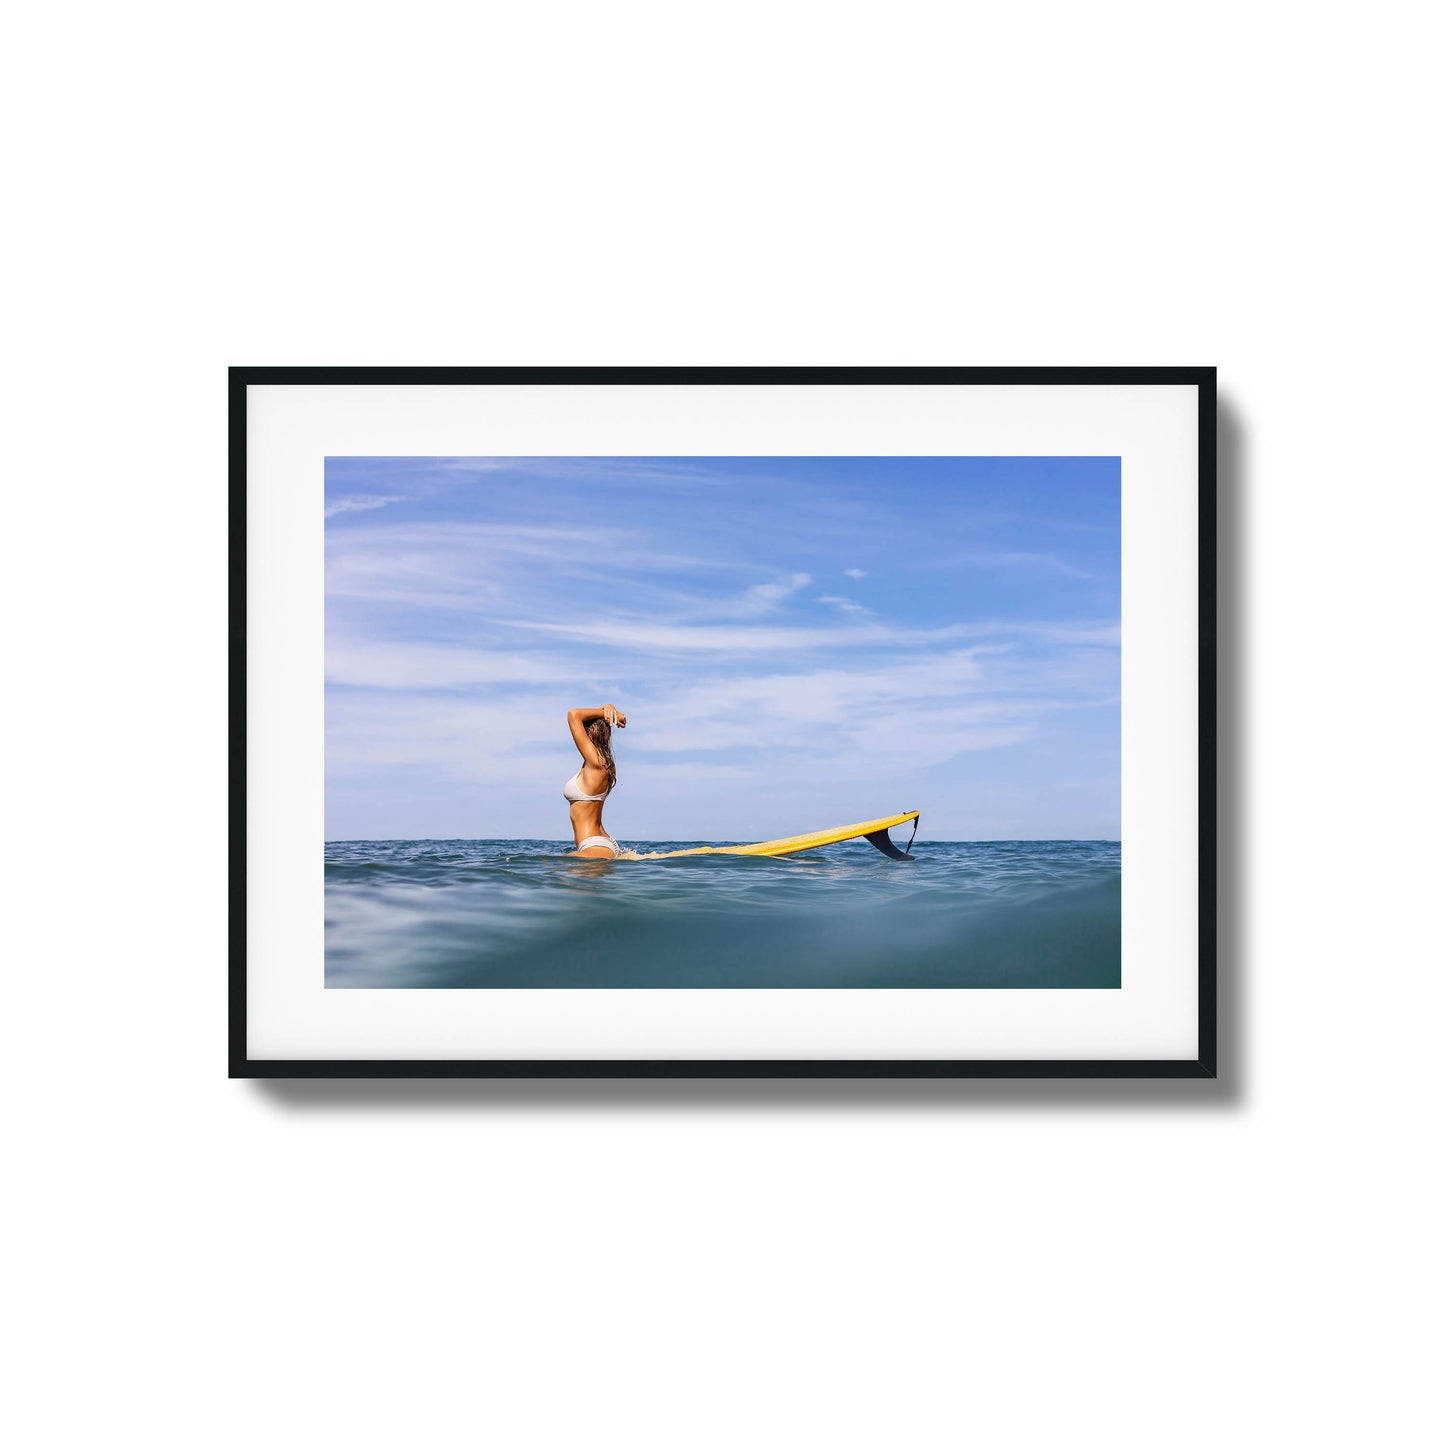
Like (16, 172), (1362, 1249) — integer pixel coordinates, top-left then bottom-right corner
(864, 812), (918, 860)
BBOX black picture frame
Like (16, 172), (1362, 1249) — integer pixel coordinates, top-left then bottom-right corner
(232, 366), (1217, 1080)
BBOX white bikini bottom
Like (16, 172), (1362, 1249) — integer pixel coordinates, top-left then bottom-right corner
(576, 835), (622, 857)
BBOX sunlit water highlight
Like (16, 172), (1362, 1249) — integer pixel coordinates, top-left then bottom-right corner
(324, 839), (1120, 988)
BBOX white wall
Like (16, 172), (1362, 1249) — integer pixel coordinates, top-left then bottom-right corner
(7, 4), (1439, 1442)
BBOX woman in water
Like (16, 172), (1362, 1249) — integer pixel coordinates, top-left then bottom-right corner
(564, 704), (626, 857)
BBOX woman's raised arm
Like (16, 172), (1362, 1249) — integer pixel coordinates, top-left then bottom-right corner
(568, 704), (626, 763)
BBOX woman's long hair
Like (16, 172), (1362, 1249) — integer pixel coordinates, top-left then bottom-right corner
(586, 717), (617, 792)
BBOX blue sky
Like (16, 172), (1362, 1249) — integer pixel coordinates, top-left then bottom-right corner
(325, 456), (1120, 840)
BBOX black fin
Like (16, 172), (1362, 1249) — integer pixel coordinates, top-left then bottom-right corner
(864, 816), (917, 860)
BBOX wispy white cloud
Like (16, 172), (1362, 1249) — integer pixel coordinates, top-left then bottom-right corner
(965, 551), (1092, 579)
(326, 522), (750, 609)
(672, 572), (819, 622)
(326, 640), (584, 691)
(502, 618), (862, 653)
(326, 694), (561, 781)
(501, 615), (1117, 654)
(325, 494), (407, 518)
(325, 459), (727, 527)
(844, 568), (868, 580)
(626, 649), (1068, 770)
(428, 459), (515, 475)
(1000, 623), (1118, 645)
(640, 650), (992, 736)
(817, 594), (872, 617)
(433, 457), (727, 487)
(724, 572), (813, 617)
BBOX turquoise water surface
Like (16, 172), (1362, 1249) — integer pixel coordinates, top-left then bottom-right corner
(324, 839), (1120, 988)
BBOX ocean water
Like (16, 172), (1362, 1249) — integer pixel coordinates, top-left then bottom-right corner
(325, 839), (1120, 988)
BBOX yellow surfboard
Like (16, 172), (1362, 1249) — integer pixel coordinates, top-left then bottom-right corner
(630, 810), (920, 861)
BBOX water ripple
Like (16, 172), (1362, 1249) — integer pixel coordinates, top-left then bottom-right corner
(324, 839), (1121, 988)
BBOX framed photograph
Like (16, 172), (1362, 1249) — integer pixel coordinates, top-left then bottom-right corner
(234, 367), (1215, 1079)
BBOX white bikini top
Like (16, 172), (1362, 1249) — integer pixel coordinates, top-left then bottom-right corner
(563, 767), (610, 804)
